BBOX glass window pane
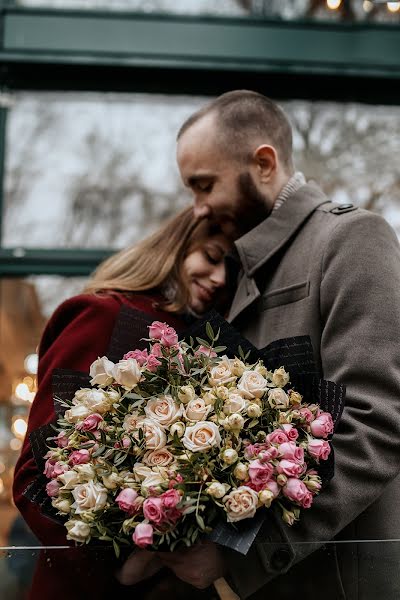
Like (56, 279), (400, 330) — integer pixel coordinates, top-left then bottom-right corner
(4, 93), (400, 247)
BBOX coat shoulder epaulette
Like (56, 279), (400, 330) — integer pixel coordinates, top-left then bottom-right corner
(317, 201), (358, 215)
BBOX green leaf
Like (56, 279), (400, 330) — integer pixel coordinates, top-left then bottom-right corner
(112, 539), (120, 559)
(195, 514), (205, 530)
(196, 337), (210, 348)
(206, 322), (215, 341)
(213, 346), (227, 353)
(92, 445), (106, 458)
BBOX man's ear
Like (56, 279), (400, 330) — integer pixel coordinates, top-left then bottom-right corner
(253, 145), (277, 183)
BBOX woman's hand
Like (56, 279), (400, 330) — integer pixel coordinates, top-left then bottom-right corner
(115, 549), (163, 586)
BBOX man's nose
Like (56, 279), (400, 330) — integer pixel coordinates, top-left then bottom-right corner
(194, 203), (211, 218)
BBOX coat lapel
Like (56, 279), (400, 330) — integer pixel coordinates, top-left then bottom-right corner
(227, 183), (329, 322)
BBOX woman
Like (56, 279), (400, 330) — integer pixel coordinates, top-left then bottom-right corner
(12, 206), (233, 600)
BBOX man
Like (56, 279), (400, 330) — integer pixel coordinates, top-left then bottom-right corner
(160, 90), (400, 599)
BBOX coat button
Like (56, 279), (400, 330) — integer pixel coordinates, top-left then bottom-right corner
(270, 548), (292, 570)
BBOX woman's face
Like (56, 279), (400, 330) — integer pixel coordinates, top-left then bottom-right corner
(183, 232), (232, 314)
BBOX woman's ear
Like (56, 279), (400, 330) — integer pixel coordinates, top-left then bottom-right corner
(253, 145), (277, 183)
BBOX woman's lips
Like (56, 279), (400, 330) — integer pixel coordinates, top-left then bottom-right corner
(194, 281), (213, 303)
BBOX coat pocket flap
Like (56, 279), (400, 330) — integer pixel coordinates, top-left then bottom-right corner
(262, 280), (310, 310)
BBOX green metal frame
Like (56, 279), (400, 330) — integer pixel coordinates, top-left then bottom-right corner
(0, 5), (399, 277)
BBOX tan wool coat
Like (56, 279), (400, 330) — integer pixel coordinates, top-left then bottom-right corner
(225, 182), (400, 600)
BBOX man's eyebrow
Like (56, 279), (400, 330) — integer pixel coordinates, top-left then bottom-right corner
(187, 174), (214, 187)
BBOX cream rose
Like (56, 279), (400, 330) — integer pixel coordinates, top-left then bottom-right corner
(208, 357), (236, 386)
(123, 412), (144, 433)
(71, 480), (108, 514)
(143, 448), (175, 467)
(75, 464), (96, 482)
(178, 385), (196, 404)
(207, 481), (230, 499)
(66, 519), (91, 542)
(64, 404), (91, 424)
(133, 464), (153, 482)
(102, 472), (122, 490)
(230, 358), (246, 377)
(52, 497), (72, 513)
(141, 419), (167, 450)
(223, 486), (259, 523)
(73, 388), (113, 415)
(141, 471), (167, 493)
(170, 421), (186, 438)
(184, 398), (211, 421)
(247, 403), (262, 418)
(223, 393), (247, 415)
(89, 356), (115, 387)
(237, 370), (268, 399)
(268, 388), (290, 409)
(144, 395), (182, 427)
(58, 470), (81, 489)
(182, 421), (221, 453)
(113, 358), (142, 389)
(272, 367), (290, 388)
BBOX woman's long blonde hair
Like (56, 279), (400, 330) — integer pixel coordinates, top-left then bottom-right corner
(84, 206), (216, 313)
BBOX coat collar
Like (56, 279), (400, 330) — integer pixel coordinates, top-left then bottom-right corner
(235, 182), (329, 278)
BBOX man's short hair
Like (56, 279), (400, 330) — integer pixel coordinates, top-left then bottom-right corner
(178, 90), (293, 172)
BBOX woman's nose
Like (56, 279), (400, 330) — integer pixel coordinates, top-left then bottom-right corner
(210, 264), (226, 287)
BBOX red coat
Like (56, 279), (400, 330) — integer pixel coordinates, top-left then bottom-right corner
(12, 292), (196, 600)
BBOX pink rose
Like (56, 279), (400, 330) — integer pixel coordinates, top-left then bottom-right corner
(56, 431), (69, 448)
(248, 459), (274, 490)
(244, 443), (268, 460)
(258, 447), (279, 462)
(146, 354), (161, 372)
(195, 345), (217, 358)
(310, 413), (334, 438)
(263, 479), (280, 498)
(266, 430), (288, 445)
(143, 497), (164, 525)
(276, 459), (304, 478)
(116, 488), (139, 514)
(46, 480), (61, 497)
(298, 407), (314, 424)
(69, 449), (90, 466)
(44, 460), (68, 479)
(278, 442), (304, 464)
(160, 327), (178, 348)
(76, 413), (103, 432)
(161, 489), (180, 509)
(283, 478), (313, 509)
(148, 321), (167, 340)
(307, 439), (331, 461)
(132, 523), (154, 548)
(151, 343), (163, 358)
(123, 349), (149, 366)
(281, 424), (299, 441)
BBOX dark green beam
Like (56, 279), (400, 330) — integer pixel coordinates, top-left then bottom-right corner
(0, 248), (114, 276)
(1, 8), (400, 103)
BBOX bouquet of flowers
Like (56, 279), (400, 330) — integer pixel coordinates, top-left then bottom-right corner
(38, 318), (338, 557)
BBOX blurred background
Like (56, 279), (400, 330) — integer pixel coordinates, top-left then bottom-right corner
(0, 0), (399, 596)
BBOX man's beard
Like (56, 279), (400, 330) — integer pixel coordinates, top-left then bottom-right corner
(232, 172), (272, 237)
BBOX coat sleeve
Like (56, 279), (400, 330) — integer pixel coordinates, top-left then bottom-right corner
(12, 293), (124, 545)
(226, 211), (400, 598)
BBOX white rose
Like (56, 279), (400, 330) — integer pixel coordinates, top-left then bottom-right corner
(215, 386), (229, 400)
(202, 392), (216, 406)
(74, 388), (112, 415)
(233, 462), (249, 481)
(71, 480), (108, 514)
(170, 421), (186, 438)
(113, 358), (142, 389)
(107, 389), (121, 403)
(268, 388), (290, 409)
(64, 404), (91, 424)
(74, 464), (96, 482)
(123, 412), (144, 433)
(89, 356), (115, 387)
(208, 357), (236, 386)
(178, 385), (196, 404)
(224, 486), (259, 523)
(102, 472), (121, 490)
(141, 471), (167, 493)
(185, 398), (211, 421)
(227, 413), (245, 432)
(272, 367), (290, 388)
(66, 519), (91, 542)
(223, 393), (247, 415)
(207, 481), (230, 499)
(230, 358), (246, 377)
(133, 464), (153, 482)
(58, 470), (81, 489)
(52, 497), (72, 513)
(182, 421), (221, 453)
(143, 448), (175, 467)
(259, 489), (274, 507)
(144, 395), (182, 427)
(247, 403), (262, 418)
(254, 363), (268, 377)
(237, 371), (268, 399)
(221, 448), (238, 465)
(141, 419), (167, 450)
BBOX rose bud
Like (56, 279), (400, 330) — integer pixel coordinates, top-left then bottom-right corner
(170, 421), (185, 438)
(206, 481), (230, 499)
(247, 403), (262, 418)
(221, 448), (238, 465)
(233, 462), (249, 481)
(132, 523), (154, 548)
(258, 489), (274, 507)
(227, 413), (245, 432)
(277, 474), (288, 486)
